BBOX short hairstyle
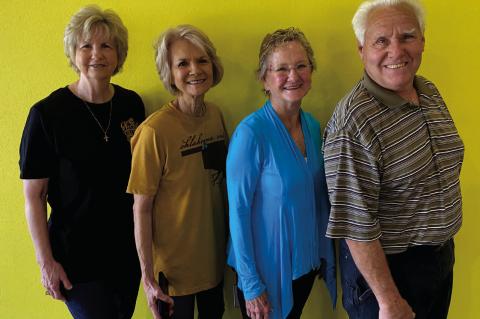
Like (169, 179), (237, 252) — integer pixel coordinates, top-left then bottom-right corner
(352, 0), (425, 46)
(256, 27), (316, 82)
(64, 5), (128, 75)
(154, 25), (224, 95)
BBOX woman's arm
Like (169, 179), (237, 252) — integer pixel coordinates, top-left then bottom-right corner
(227, 124), (271, 318)
(133, 194), (173, 319)
(23, 179), (72, 301)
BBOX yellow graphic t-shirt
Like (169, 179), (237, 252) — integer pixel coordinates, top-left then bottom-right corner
(127, 102), (227, 295)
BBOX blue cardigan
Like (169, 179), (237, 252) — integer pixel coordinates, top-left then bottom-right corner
(227, 101), (336, 319)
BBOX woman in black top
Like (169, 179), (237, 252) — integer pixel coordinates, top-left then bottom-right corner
(19, 5), (144, 319)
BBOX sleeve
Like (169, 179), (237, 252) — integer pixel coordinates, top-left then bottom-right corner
(226, 123), (266, 300)
(323, 128), (382, 241)
(127, 124), (163, 196)
(19, 106), (56, 179)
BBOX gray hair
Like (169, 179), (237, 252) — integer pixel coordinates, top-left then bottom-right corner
(352, 0), (425, 45)
(64, 5), (128, 75)
(154, 25), (224, 95)
(257, 27), (316, 82)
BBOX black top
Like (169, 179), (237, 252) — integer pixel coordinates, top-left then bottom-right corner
(19, 84), (145, 283)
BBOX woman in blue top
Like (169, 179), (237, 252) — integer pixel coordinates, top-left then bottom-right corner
(227, 27), (336, 319)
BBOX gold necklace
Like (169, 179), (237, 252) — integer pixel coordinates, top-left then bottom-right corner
(81, 100), (113, 142)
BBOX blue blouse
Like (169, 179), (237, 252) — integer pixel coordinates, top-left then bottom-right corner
(227, 101), (336, 319)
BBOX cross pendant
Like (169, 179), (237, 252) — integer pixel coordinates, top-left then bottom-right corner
(104, 135), (109, 142)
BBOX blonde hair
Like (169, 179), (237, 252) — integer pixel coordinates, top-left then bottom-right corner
(64, 5), (128, 75)
(154, 25), (224, 95)
(257, 27), (316, 82)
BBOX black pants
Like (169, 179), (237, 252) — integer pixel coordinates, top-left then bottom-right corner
(237, 269), (317, 319)
(339, 239), (455, 319)
(171, 281), (224, 319)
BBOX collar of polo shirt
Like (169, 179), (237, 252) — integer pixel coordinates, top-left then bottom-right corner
(363, 72), (434, 108)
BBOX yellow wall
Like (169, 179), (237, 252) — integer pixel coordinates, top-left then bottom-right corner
(1, 1), (479, 318)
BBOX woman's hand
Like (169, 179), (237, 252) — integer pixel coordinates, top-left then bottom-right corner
(40, 259), (72, 301)
(245, 291), (272, 319)
(23, 179), (73, 301)
(133, 194), (174, 318)
(142, 278), (174, 319)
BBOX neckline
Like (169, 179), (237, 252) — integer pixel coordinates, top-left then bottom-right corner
(65, 84), (116, 106)
(362, 73), (433, 108)
(265, 100), (309, 160)
(167, 100), (209, 120)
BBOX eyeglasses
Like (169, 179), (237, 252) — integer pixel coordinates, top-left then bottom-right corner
(268, 63), (312, 77)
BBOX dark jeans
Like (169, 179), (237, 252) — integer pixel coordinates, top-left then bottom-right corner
(64, 275), (140, 319)
(237, 269), (317, 319)
(170, 281), (224, 319)
(339, 239), (455, 319)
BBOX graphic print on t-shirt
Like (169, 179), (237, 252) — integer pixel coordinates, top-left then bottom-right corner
(180, 132), (227, 185)
(121, 118), (140, 141)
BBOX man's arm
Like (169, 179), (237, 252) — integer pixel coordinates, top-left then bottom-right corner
(346, 239), (415, 319)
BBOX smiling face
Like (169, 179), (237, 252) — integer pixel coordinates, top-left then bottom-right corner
(75, 27), (118, 81)
(169, 39), (213, 98)
(360, 5), (425, 99)
(263, 41), (312, 110)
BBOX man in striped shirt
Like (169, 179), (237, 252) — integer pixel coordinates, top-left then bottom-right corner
(323, 1), (464, 319)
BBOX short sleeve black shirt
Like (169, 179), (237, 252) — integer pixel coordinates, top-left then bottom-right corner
(19, 84), (145, 283)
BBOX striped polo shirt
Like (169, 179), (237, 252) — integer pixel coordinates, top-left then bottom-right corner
(323, 73), (464, 254)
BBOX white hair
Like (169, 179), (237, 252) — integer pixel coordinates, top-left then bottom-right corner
(352, 0), (425, 45)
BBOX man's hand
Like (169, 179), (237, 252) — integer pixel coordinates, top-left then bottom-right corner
(379, 296), (415, 319)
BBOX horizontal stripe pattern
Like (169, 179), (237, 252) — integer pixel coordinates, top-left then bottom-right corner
(323, 75), (464, 254)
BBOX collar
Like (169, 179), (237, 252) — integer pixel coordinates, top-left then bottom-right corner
(362, 72), (435, 108)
